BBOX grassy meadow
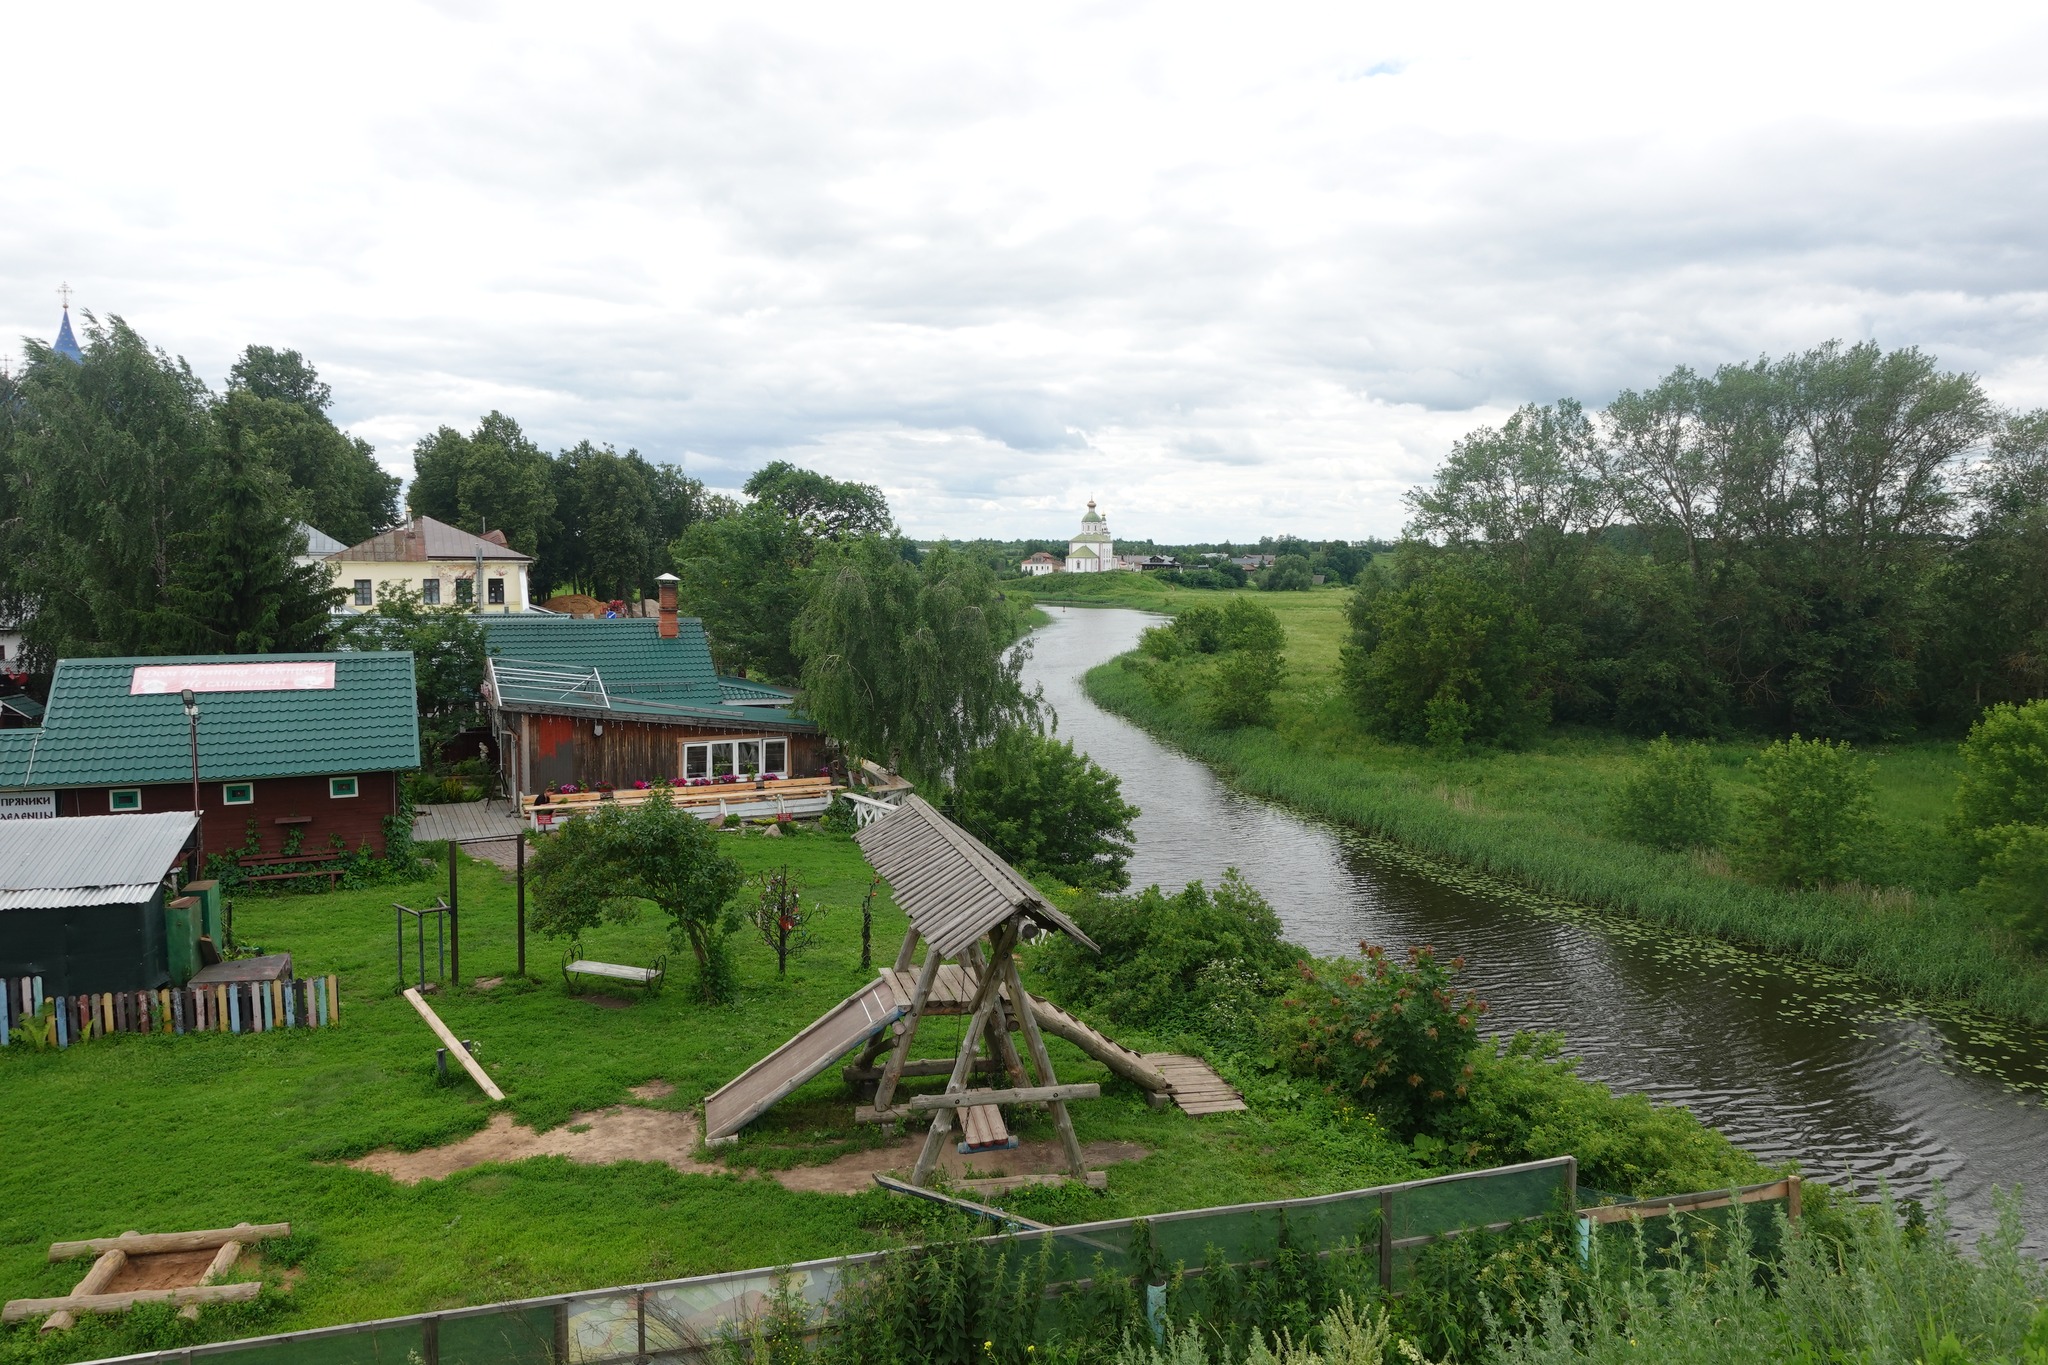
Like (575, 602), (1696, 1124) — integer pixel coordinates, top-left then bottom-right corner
(0, 829), (1450, 1365)
(1025, 577), (2048, 1025)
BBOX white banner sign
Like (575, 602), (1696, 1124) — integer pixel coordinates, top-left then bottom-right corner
(130, 661), (336, 695)
(0, 790), (55, 820)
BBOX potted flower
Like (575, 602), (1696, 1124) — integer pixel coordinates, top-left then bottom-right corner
(632, 779), (651, 791)
(597, 780), (616, 801)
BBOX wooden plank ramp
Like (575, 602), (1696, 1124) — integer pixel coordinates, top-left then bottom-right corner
(704, 979), (905, 1141)
(1143, 1053), (1248, 1115)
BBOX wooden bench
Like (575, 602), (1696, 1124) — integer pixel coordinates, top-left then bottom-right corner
(237, 853), (347, 888)
(562, 941), (666, 997)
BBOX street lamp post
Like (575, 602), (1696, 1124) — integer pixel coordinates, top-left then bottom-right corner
(181, 688), (202, 872)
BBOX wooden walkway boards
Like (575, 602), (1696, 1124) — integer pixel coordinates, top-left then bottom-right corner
(1144, 1053), (1247, 1115)
(411, 800), (522, 844)
(880, 964), (1018, 1019)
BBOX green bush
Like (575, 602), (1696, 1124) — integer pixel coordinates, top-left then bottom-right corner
(1272, 944), (1484, 1139)
(1732, 735), (1877, 889)
(1434, 1033), (1765, 1197)
(1610, 735), (1725, 851)
(1966, 823), (2048, 950)
(1208, 649), (1282, 728)
(1257, 554), (1315, 592)
(1028, 871), (1300, 1045)
(1954, 699), (2048, 832)
(943, 726), (1139, 890)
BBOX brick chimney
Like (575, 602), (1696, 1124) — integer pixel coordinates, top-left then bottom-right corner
(656, 573), (679, 639)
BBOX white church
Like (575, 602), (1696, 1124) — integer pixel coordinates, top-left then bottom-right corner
(1021, 499), (1124, 575)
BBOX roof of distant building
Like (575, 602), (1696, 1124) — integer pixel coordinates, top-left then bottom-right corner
(477, 616), (815, 732)
(0, 653), (420, 789)
(1067, 544), (1098, 560)
(296, 522), (347, 557)
(52, 307), (82, 364)
(330, 515), (532, 564)
(0, 811), (198, 911)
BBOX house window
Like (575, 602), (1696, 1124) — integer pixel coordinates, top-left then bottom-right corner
(353, 580), (373, 606)
(329, 776), (359, 799)
(109, 788), (142, 812)
(487, 577), (505, 605)
(456, 579), (474, 605)
(422, 578), (441, 605)
(223, 782), (254, 805)
(683, 738), (789, 780)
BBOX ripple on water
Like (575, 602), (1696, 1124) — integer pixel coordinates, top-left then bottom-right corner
(1023, 606), (2048, 1248)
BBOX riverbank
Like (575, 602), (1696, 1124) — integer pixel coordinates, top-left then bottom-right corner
(1065, 589), (2048, 1028)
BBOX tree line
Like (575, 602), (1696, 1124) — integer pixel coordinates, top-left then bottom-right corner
(1347, 340), (2048, 747)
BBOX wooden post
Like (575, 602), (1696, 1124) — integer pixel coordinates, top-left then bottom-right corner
(891, 925), (919, 973)
(39, 1248), (126, 1333)
(1000, 938), (1088, 1182)
(1378, 1190), (1394, 1290)
(447, 841), (460, 987)
(910, 933), (1015, 1186)
(965, 942), (1028, 1086)
(505, 826), (516, 978)
(1787, 1175), (1802, 1221)
(874, 948), (944, 1114)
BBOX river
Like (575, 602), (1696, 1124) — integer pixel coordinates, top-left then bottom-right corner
(1022, 606), (2048, 1246)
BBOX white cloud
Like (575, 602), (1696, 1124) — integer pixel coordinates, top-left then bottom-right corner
(3, 1), (2044, 540)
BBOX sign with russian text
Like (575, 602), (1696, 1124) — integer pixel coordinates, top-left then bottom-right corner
(130, 662), (336, 695)
(0, 790), (55, 819)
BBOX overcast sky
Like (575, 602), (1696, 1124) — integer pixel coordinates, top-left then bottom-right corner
(5, 2), (2045, 541)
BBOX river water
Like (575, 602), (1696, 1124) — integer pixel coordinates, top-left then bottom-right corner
(1022, 606), (2048, 1246)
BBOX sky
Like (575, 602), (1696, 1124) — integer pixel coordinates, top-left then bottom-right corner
(4, 2), (2046, 542)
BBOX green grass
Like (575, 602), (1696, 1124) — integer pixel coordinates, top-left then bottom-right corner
(1075, 587), (2048, 1024)
(1, 828), (1444, 1363)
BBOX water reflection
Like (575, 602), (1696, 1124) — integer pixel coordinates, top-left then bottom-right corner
(1023, 605), (2048, 1245)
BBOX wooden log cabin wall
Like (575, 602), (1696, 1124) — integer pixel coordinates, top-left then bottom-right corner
(511, 712), (828, 796)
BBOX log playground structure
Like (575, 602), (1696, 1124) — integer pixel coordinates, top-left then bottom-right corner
(703, 796), (1243, 1188)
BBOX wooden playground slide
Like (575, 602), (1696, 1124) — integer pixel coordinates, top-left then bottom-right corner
(703, 978), (906, 1141)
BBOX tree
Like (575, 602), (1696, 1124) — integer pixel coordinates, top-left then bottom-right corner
(226, 347), (399, 544)
(525, 791), (747, 1001)
(408, 412), (557, 557)
(673, 502), (814, 678)
(1732, 736), (1878, 889)
(750, 864), (828, 976)
(1258, 554), (1314, 591)
(792, 538), (1035, 784)
(1925, 410), (2048, 720)
(743, 461), (892, 543)
(1342, 549), (1548, 751)
(1952, 700), (2048, 837)
(0, 315), (334, 666)
(332, 584), (490, 756)
(943, 727), (1139, 890)
(538, 442), (698, 601)
(162, 436), (340, 653)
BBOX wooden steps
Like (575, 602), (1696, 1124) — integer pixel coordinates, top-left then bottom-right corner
(1144, 1053), (1248, 1115)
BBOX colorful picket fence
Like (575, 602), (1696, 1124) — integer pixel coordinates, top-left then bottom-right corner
(2, 974), (340, 1048)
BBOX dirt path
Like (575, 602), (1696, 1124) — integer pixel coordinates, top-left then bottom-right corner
(348, 1081), (1148, 1192)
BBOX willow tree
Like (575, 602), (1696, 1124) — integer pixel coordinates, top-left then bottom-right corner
(792, 538), (1035, 785)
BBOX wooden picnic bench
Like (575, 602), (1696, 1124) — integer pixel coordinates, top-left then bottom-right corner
(237, 853), (347, 888)
(562, 941), (666, 997)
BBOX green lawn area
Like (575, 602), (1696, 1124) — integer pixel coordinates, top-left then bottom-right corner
(0, 828), (1432, 1364)
(1070, 583), (2048, 1023)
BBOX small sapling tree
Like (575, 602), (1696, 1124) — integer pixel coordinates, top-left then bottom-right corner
(751, 864), (828, 976)
(1732, 735), (1878, 889)
(527, 789), (747, 1001)
(1611, 735), (1726, 851)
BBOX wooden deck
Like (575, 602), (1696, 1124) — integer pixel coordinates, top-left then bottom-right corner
(411, 800), (522, 844)
(522, 778), (838, 830)
(879, 964), (1018, 1021)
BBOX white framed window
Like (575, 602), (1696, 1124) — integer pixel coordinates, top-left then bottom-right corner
(353, 579), (373, 606)
(109, 788), (142, 812)
(682, 737), (790, 780)
(223, 782), (254, 805)
(329, 775), (359, 799)
(422, 578), (441, 605)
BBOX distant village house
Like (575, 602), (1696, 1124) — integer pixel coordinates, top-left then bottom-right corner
(326, 515), (534, 613)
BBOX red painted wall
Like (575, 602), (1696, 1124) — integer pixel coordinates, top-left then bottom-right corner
(56, 772), (401, 858)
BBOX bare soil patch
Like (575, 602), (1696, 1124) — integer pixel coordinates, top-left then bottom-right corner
(107, 1250), (217, 1292)
(347, 1083), (1149, 1193)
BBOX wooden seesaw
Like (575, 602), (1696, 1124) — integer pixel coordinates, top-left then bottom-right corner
(6, 1222), (289, 1331)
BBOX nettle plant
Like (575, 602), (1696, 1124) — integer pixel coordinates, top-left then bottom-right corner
(1277, 943), (1487, 1138)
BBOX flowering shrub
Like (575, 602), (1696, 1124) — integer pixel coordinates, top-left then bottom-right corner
(1274, 942), (1486, 1138)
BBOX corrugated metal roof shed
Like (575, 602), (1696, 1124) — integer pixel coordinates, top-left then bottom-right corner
(0, 811), (196, 910)
(855, 796), (1096, 956)
(0, 652), (420, 789)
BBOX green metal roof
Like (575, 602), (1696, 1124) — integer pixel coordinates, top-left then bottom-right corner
(478, 617), (816, 732)
(0, 653), (420, 790)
